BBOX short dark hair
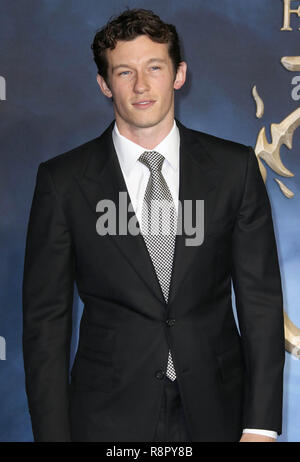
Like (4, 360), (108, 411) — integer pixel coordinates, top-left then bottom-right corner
(91, 8), (183, 82)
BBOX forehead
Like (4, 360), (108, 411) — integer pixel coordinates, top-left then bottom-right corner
(106, 35), (170, 67)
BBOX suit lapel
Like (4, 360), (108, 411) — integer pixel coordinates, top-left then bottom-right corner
(167, 120), (221, 305)
(77, 119), (221, 309)
(77, 121), (166, 305)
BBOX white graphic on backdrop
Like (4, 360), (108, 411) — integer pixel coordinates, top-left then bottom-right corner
(0, 76), (6, 101)
(0, 336), (6, 360)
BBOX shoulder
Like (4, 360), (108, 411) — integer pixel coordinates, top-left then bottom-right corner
(42, 136), (101, 178)
(177, 120), (252, 170)
(36, 121), (114, 189)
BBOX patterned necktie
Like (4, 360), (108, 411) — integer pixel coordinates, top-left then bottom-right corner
(139, 150), (177, 381)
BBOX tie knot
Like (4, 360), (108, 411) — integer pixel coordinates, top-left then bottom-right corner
(139, 151), (165, 173)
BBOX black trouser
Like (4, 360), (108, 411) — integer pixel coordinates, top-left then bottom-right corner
(153, 376), (191, 442)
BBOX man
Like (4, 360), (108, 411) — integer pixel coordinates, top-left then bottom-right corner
(22, 9), (285, 442)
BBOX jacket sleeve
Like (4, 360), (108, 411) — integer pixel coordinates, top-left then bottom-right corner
(22, 162), (75, 441)
(232, 146), (285, 434)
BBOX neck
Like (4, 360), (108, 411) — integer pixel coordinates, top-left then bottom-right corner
(115, 115), (174, 150)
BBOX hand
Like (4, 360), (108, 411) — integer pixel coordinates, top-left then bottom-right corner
(239, 433), (276, 442)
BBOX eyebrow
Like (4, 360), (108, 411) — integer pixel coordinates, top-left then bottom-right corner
(112, 58), (167, 73)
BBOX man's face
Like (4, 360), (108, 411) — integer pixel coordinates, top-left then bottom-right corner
(97, 35), (186, 132)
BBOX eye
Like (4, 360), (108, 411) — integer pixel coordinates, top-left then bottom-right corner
(119, 70), (131, 76)
(150, 66), (160, 71)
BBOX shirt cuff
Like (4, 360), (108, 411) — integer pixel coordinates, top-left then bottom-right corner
(243, 429), (277, 439)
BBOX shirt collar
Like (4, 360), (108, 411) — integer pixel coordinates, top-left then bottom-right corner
(112, 120), (180, 177)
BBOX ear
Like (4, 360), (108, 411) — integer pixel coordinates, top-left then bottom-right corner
(97, 74), (113, 98)
(173, 61), (187, 90)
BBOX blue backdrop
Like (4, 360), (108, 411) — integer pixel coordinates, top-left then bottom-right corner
(0, 0), (299, 442)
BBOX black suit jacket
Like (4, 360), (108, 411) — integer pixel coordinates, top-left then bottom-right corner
(22, 120), (285, 442)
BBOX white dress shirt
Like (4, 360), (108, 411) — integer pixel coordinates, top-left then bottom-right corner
(112, 120), (277, 441)
(112, 120), (179, 231)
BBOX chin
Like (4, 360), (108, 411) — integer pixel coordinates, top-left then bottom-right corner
(130, 115), (165, 129)
(134, 121), (160, 129)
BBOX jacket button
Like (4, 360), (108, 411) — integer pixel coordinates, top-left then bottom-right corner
(166, 319), (176, 326)
(155, 370), (165, 380)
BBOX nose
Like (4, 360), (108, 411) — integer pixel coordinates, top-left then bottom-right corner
(133, 71), (150, 94)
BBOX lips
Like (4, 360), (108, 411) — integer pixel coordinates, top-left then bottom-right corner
(132, 100), (156, 109)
